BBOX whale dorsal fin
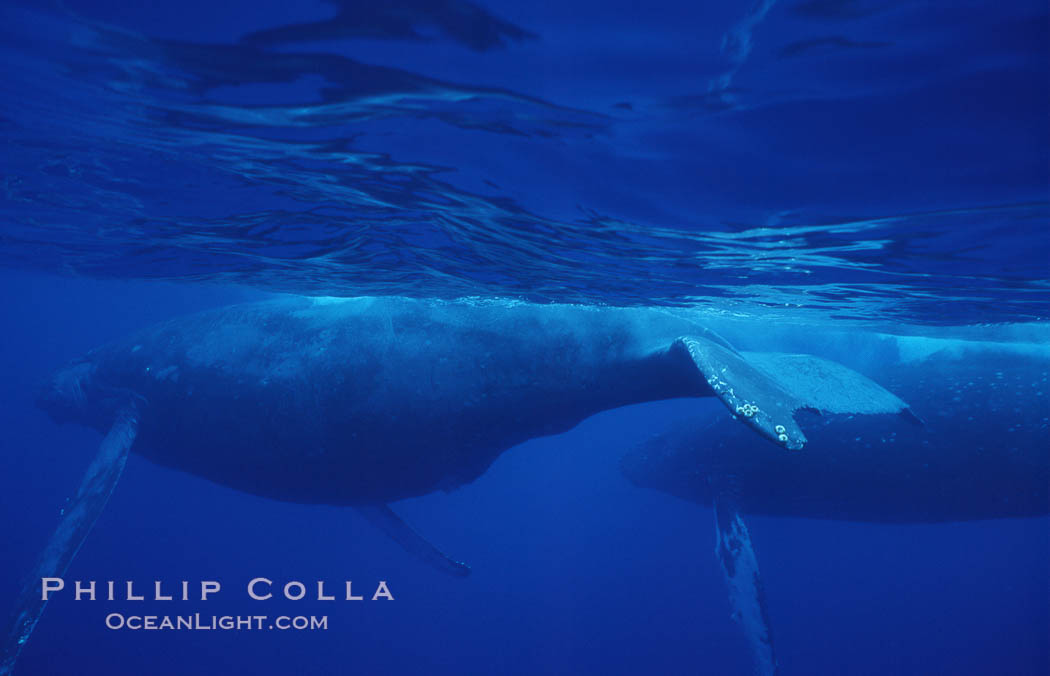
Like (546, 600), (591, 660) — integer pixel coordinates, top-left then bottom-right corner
(355, 505), (471, 578)
(1, 404), (139, 676)
(675, 336), (911, 450)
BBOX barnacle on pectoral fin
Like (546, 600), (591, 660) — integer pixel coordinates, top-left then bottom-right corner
(735, 403), (759, 418)
(756, 409), (806, 451)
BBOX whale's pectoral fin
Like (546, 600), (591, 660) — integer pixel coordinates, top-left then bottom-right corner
(714, 496), (778, 676)
(355, 505), (471, 578)
(674, 335), (912, 450)
(1, 404), (138, 676)
(675, 335), (810, 449)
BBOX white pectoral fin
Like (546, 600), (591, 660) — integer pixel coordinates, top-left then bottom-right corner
(714, 497), (778, 676)
(675, 335), (808, 449)
(355, 504), (471, 578)
(676, 334), (913, 450)
(1, 404), (138, 676)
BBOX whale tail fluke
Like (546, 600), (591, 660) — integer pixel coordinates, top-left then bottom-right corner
(355, 504), (471, 578)
(1, 404), (138, 676)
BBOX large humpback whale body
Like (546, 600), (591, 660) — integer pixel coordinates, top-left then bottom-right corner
(0, 296), (910, 675)
(621, 335), (1050, 676)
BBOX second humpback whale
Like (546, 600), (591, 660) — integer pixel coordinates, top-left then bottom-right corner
(621, 334), (1050, 675)
(1, 296), (910, 674)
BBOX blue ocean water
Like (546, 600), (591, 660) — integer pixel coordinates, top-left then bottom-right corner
(0, 1), (1047, 675)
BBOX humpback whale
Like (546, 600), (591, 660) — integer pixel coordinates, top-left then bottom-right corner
(621, 335), (1050, 675)
(0, 296), (911, 674)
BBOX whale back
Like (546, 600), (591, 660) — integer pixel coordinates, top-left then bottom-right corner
(622, 341), (1050, 522)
